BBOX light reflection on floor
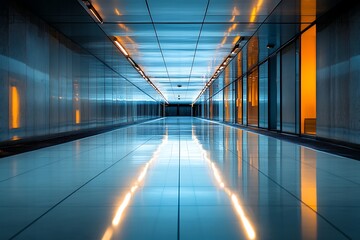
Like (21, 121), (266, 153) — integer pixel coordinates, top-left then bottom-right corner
(0, 117), (359, 239)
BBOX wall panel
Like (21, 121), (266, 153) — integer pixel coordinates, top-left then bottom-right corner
(0, 4), (161, 143)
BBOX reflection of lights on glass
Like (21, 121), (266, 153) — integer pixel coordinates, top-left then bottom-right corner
(250, 0), (264, 23)
(112, 192), (132, 226)
(101, 134), (168, 240)
(114, 8), (121, 16)
(101, 228), (113, 240)
(137, 163), (149, 182)
(211, 163), (225, 188)
(232, 194), (256, 239)
(192, 132), (256, 240)
(11, 135), (20, 141)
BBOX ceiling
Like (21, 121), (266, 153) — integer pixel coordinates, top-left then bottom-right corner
(84, 0), (281, 103)
(15, 0), (342, 104)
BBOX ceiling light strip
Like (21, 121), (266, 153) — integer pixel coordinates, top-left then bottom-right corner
(113, 38), (129, 57)
(112, 40), (168, 104)
(80, 1), (167, 104)
(82, 0), (103, 24)
(192, 37), (247, 106)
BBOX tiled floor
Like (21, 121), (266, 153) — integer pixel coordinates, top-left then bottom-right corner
(1, 117), (359, 239)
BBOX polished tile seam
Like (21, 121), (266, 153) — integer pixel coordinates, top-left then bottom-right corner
(177, 122), (181, 240)
(8, 135), (157, 240)
(0, 145), (99, 184)
(195, 119), (352, 239)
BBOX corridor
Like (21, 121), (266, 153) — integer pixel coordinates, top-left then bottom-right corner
(0, 117), (359, 239)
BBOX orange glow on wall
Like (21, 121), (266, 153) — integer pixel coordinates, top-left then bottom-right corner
(249, 0), (264, 23)
(75, 110), (81, 124)
(301, 25), (316, 134)
(209, 85), (213, 119)
(301, 0), (316, 30)
(236, 52), (243, 124)
(224, 67), (231, 122)
(247, 37), (259, 126)
(74, 83), (81, 124)
(10, 86), (20, 129)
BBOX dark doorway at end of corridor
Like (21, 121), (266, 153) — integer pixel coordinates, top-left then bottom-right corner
(165, 104), (192, 116)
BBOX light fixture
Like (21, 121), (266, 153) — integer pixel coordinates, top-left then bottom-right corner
(127, 57), (136, 66)
(113, 37), (129, 57)
(139, 70), (145, 77)
(266, 43), (275, 49)
(193, 38), (248, 105)
(177, 84), (182, 88)
(113, 41), (168, 104)
(82, 0), (103, 24)
(231, 44), (240, 55)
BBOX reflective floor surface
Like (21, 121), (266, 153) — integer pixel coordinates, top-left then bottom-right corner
(1, 117), (359, 239)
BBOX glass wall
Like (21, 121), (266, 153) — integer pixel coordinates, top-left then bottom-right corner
(259, 63), (268, 128)
(281, 41), (299, 133)
(192, 3), (318, 140)
(247, 69), (259, 126)
(224, 67), (231, 122)
(236, 52), (243, 124)
(209, 85), (214, 120)
(268, 55), (280, 130)
(242, 47), (248, 125)
(247, 37), (259, 127)
(0, 4), (161, 143)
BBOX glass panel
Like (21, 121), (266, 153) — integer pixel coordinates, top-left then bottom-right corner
(259, 63), (268, 128)
(209, 85), (213, 120)
(301, 25), (317, 135)
(281, 42), (299, 133)
(276, 54), (281, 130)
(224, 67), (231, 122)
(247, 37), (259, 126)
(236, 51), (243, 124)
(247, 69), (259, 126)
(242, 47), (247, 125)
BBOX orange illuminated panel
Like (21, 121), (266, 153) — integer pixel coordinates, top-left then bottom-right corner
(247, 69), (258, 126)
(301, 0), (316, 30)
(75, 110), (81, 124)
(224, 67), (231, 122)
(236, 52), (243, 124)
(247, 37), (259, 126)
(301, 25), (316, 134)
(74, 83), (81, 124)
(236, 79), (243, 124)
(10, 86), (20, 129)
(209, 85), (213, 119)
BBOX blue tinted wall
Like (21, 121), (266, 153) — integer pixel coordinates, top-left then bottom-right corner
(0, 4), (161, 143)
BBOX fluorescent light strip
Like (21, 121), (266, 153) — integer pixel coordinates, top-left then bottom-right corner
(112, 37), (168, 104)
(127, 57), (136, 66)
(89, 7), (103, 23)
(193, 43), (242, 105)
(113, 38), (129, 57)
(82, 0), (103, 24)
